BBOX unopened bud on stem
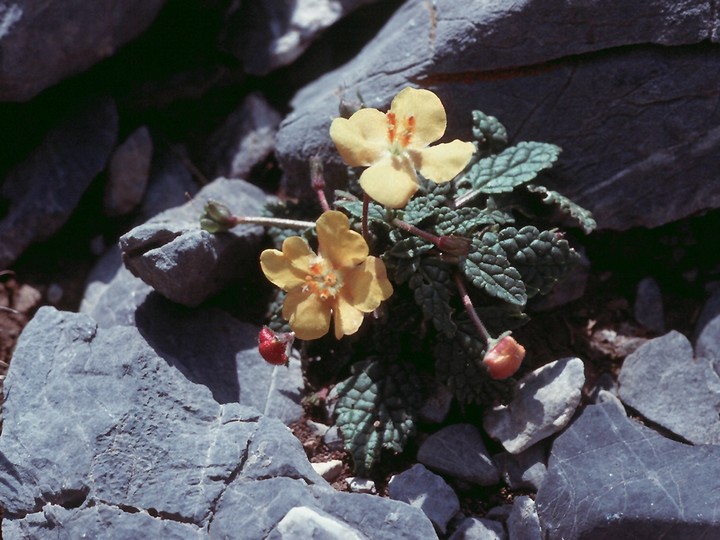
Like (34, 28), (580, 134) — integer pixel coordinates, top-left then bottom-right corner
(482, 332), (525, 380)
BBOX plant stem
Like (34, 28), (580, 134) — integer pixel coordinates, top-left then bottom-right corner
(453, 272), (492, 344)
(362, 193), (370, 243)
(453, 189), (481, 209)
(393, 218), (443, 248)
(234, 216), (316, 229)
(310, 155), (330, 212)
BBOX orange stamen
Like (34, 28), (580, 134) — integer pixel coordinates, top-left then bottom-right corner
(400, 115), (415, 147)
(387, 112), (397, 144)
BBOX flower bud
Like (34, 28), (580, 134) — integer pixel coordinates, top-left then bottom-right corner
(483, 334), (525, 380)
(258, 326), (295, 366)
(437, 235), (471, 257)
(200, 200), (236, 233)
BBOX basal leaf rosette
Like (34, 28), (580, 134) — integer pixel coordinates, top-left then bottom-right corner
(330, 87), (475, 208)
(260, 210), (393, 340)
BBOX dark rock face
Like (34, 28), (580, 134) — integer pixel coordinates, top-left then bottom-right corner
(275, 0), (720, 230)
(0, 98), (118, 268)
(0, 307), (436, 538)
(0, 1), (167, 101)
(536, 394), (720, 539)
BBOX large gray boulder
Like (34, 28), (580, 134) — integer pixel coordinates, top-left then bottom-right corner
(0, 1), (166, 101)
(0, 307), (436, 538)
(275, 0), (720, 230)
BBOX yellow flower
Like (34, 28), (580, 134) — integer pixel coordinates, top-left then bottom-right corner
(260, 211), (393, 340)
(330, 87), (475, 208)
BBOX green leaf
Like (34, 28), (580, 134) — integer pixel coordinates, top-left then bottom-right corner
(472, 110), (508, 153)
(408, 258), (456, 338)
(434, 316), (515, 405)
(459, 234), (527, 306)
(456, 142), (562, 204)
(497, 226), (580, 299)
(526, 184), (597, 234)
(382, 230), (435, 284)
(431, 206), (512, 236)
(334, 359), (422, 475)
(333, 198), (387, 224)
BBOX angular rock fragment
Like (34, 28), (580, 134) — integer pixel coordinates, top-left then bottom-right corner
(120, 177), (266, 306)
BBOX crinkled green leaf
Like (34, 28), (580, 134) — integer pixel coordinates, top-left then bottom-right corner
(401, 183), (452, 225)
(472, 110), (508, 153)
(382, 230), (435, 284)
(460, 234), (527, 306)
(456, 142), (562, 205)
(408, 258), (456, 338)
(333, 198), (387, 224)
(498, 226), (580, 299)
(526, 184), (597, 234)
(434, 316), (515, 405)
(334, 359), (422, 475)
(432, 206), (513, 236)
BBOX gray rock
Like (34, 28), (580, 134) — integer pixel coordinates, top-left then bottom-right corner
(203, 92), (283, 180)
(275, 0), (720, 230)
(220, 0), (382, 75)
(80, 245), (153, 328)
(104, 126), (153, 217)
(0, 307), (436, 538)
(494, 443), (547, 491)
(0, 1), (166, 101)
(633, 277), (665, 334)
(5, 503), (205, 539)
(618, 330), (720, 445)
(449, 517), (506, 540)
(418, 383), (454, 424)
(141, 145), (199, 220)
(388, 463), (459, 534)
(119, 177), (266, 307)
(267, 505), (365, 540)
(417, 424), (499, 486)
(0, 98), (117, 268)
(535, 399), (720, 539)
(694, 288), (720, 359)
(346, 477), (376, 495)
(483, 357), (585, 454)
(507, 496), (541, 540)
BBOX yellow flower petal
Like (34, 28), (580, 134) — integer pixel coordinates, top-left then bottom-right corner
(260, 236), (315, 290)
(413, 140), (475, 183)
(330, 108), (388, 167)
(359, 155), (419, 208)
(283, 287), (332, 340)
(316, 211), (368, 269)
(390, 88), (446, 148)
(342, 256), (393, 312)
(333, 295), (365, 339)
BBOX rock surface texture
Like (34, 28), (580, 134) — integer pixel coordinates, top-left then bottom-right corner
(275, 0), (720, 230)
(0, 0), (166, 101)
(0, 307), (437, 538)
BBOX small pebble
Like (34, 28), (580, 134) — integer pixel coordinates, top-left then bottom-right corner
(311, 459), (343, 482)
(346, 477), (376, 494)
(46, 284), (64, 305)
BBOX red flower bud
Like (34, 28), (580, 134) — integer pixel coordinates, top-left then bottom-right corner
(483, 334), (525, 380)
(437, 235), (471, 257)
(258, 326), (295, 366)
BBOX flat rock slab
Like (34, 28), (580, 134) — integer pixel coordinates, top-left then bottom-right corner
(618, 330), (720, 445)
(484, 357), (585, 454)
(536, 393), (720, 539)
(417, 423), (499, 486)
(0, 307), (436, 539)
(276, 0), (720, 230)
(120, 177), (266, 307)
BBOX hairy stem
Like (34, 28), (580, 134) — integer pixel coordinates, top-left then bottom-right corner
(453, 273), (492, 343)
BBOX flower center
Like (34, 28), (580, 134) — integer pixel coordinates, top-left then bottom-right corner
(386, 112), (415, 154)
(302, 256), (343, 301)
